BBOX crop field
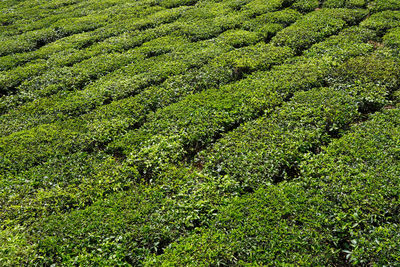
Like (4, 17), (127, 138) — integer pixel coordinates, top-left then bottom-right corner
(0, 0), (400, 265)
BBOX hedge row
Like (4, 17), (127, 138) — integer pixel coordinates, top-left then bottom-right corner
(323, 0), (367, 9)
(0, 5), (200, 94)
(0, 0), (292, 72)
(298, 108), (400, 265)
(383, 26), (400, 50)
(0, 4), (185, 71)
(149, 106), (400, 266)
(0, 167), (232, 265)
(368, 0), (400, 12)
(0, 20), (185, 96)
(0, 6), (112, 56)
(1, 45), (292, 228)
(0, 0), (245, 90)
(0, 2), (299, 106)
(4, 93), (398, 266)
(303, 26), (375, 60)
(201, 51), (400, 190)
(0, 7), (304, 134)
(291, 0), (319, 13)
(112, 57), (334, 176)
(271, 8), (368, 52)
(0, 28), (356, 228)
(0, 44), (293, 173)
(0, 0), (109, 36)
(111, 24), (377, 176)
(2, 2), (399, 265)
(201, 87), (361, 189)
(242, 8), (301, 32)
(0, 21), (376, 227)
(361, 10), (400, 34)
(0, 42), (293, 136)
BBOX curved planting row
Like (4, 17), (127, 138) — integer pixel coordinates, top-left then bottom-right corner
(0, 0), (299, 110)
(1, 0), (400, 265)
(0, 12), (376, 234)
(149, 107), (400, 266)
(0, 7), (306, 134)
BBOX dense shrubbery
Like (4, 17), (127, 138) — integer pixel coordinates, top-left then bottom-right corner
(201, 49), (400, 189)
(383, 26), (400, 50)
(201, 87), (361, 189)
(1, 0), (400, 265)
(271, 8), (368, 52)
(323, 0), (366, 9)
(299, 109), (400, 265)
(361, 10), (400, 34)
(149, 108), (400, 266)
(369, 0), (400, 12)
(112, 56), (333, 177)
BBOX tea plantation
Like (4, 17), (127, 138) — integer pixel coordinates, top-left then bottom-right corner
(1, 0), (400, 265)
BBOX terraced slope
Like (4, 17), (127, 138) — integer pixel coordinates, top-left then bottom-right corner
(0, 0), (400, 265)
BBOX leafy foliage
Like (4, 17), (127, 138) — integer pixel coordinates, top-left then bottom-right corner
(1, 0), (400, 265)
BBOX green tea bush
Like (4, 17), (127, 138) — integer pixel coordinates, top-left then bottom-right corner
(150, 108), (400, 266)
(241, 0), (288, 17)
(0, 1), (191, 74)
(257, 8), (302, 26)
(148, 182), (334, 265)
(0, 60), (48, 95)
(0, 4), (168, 71)
(1, 167), (227, 265)
(0, 14), (110, 56)
(368, 0), (400, 12)
(0, 151), (137, 227)
(0, 31), (100, 71)
(323, 0), (346, 8)
(0, 20), (185, 96)
(0, 122), (84, 172)
(201, 87), (361, 189)
(200, 48), (398, 193)
(327, 52), (400, 112)
(242, 8), (302, 33)
(1, 0), (400, 265)
(1, 185), (174, 265)
(178, 19), (225, 41)
(383, 27), (400, 50)
(361, 10), (400, 34)
(9, 51), (142, 99)
(0, 39), (225, 135)
(112, 57), (333, 175)
(0, 0), (301, 111)
(212, 43), (294, 77)
(78, 45), (292, 144)
(0, 43), (292, 137)
(291, 0), (319, 13)
(303, 26), (375, 60)
(156, 0), (197, 8)
(300, 109), (400, 265)
(216, 29), (261, 48)
(323, 0), (366, 8)
(271, 9), (367, 52)
(4, 44), (290, 172)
